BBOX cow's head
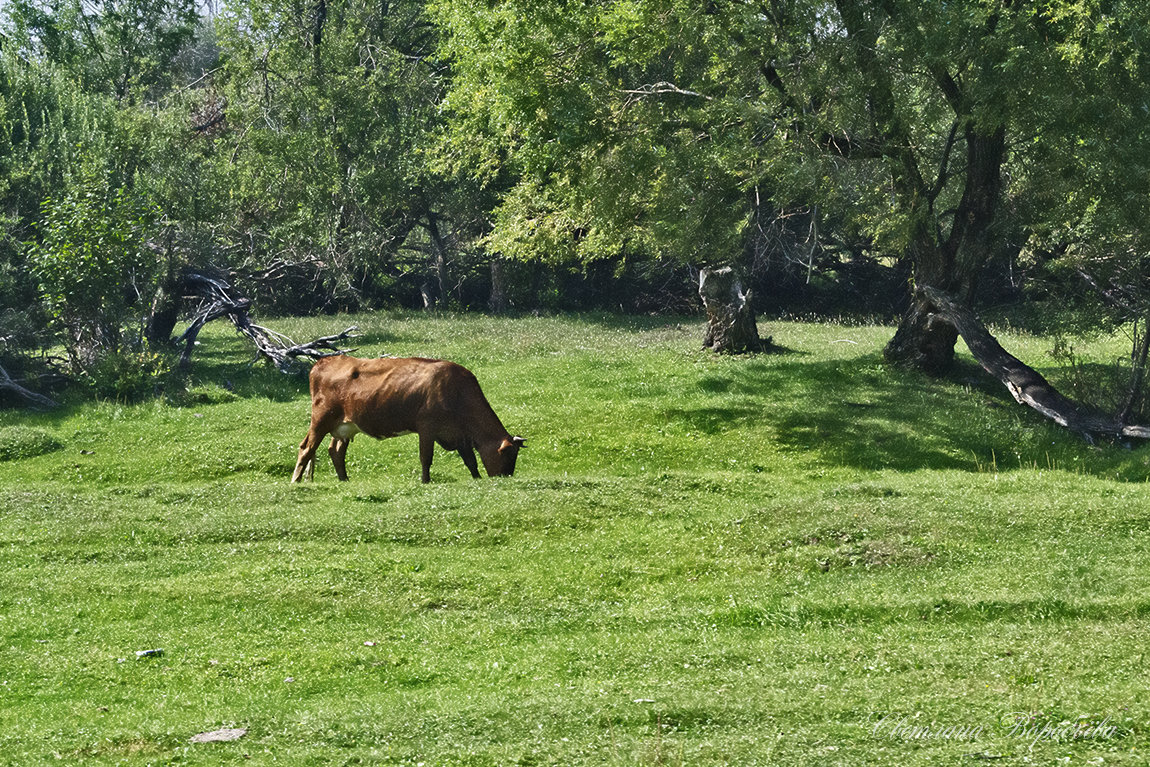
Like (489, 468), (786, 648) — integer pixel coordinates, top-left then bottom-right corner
(495, 435), (526, 476)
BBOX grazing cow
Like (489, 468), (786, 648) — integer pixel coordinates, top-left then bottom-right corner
(291, 355), (524, 483)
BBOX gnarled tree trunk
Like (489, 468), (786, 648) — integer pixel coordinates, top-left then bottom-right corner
(698, 267), (763, 354)
(883, 124), (1006, 373)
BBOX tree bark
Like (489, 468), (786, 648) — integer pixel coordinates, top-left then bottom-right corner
(922, 286), (1150, 441)
(698, 267), (764, 354)
(489, 258), (508, 313)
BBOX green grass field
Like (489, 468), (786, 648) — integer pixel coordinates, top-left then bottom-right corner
(1, 312), (1148, 765)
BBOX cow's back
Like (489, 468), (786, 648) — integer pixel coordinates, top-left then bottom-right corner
(309, 356), (497, 441)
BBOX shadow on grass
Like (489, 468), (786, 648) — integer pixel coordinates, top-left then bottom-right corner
(177, 339), (308, 403)
(669, 352), (1101, 473)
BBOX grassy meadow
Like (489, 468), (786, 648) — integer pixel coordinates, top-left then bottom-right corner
(2, 312), (1149, 765)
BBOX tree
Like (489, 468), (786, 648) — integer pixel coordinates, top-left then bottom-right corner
(431, 1), (757, 269)
(2, 0), (198, 102)
(432, 0), (1150, 435)
(212, 0), (456, 311)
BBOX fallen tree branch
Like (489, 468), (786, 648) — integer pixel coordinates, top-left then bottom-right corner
(0, 361), (59, 409)
(172, 269), (359, 373)
(229, 313), (359, 373)
(921, 286), (1150, 441)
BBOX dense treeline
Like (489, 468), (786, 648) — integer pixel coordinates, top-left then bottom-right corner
(2, 1), (1149, 409)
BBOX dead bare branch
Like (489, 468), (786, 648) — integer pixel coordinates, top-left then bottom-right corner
(172, 269), (359, 373)
(621, 81), (713, 108)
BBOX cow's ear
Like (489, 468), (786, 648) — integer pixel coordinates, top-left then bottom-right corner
(512, 436), (526, 448)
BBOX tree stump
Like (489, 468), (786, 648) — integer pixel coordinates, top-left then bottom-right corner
(698, 267), (764, 353)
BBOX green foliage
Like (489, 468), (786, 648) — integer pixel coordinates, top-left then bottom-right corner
(2, 0), (199, 101)
(432, 0), (759, 266)
(28, 176), (159, 370)
(0, 49), (113, 354)
(211, 0), (454, 310)
(0, 424), (63, 460)
(82, 347), (178, 401)
(31, 182), (154, 324)
(1, 314), (1149, 764)
(431, 0), (1150, 329)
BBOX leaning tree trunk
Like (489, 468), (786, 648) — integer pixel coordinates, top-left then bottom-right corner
(923, 286), (1150, 442)
(698, 267), (764, 354)
(0, 362), (58, 409)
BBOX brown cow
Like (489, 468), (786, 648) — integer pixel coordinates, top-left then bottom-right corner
(291, 355), (524, 484)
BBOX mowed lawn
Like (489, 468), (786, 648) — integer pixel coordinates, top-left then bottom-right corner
(1, 312), (1148, 766)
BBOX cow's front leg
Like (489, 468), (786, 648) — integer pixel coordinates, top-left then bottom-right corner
(419, 432), (435, 483)
(329, 436), (352, 481)
(292, 429), (322, 483)
(458, 443), (481, 479)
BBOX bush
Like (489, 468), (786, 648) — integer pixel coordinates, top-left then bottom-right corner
(28, 177), (160, 372)
(83, 349), (177, 402)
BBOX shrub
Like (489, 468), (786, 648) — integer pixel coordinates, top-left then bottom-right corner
(83, 349), (177, 402)
(28, 176), (160, 373)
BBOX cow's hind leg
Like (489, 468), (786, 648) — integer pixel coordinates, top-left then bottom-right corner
(329, 436), (352, 481)
(458, 442), (481, 479)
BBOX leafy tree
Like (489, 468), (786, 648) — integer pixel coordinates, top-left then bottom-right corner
(2, 0), (199, 102)
(213, 0), (458, 310)
(431, 0), (1150, 371)
(29, 173), (159, 371)
(431, 1), (758, 269)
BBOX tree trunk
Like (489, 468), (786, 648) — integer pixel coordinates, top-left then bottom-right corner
(884, 124), (1006, 372)
(923, 286), (1150, 441)
(698, 267), (764, 354)
(145, 279), (182, 349)
(1119, 316), (1150, 425)
(489, 258), (508, 313)
(424, 212), (450, 310)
